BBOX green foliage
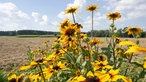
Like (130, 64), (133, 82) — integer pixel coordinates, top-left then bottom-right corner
(0, 70), (8, 82)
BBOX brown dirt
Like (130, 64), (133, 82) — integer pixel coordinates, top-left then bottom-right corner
(0, 36), (55, 72)
(0, 37), (146, 72)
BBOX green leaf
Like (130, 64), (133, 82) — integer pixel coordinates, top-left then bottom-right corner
(0, 70), (8, 82)
(136, 40), (139, 45)
(139, 69), (146, 78)
(76, 54), (82, 63)
(101, 47), (108, 50)
(81, 48), (90, 56)
(131, 62), (143, 67)
(92, 52), (98, 60)
(65, 54), (76, 65)
(82, 61), (87, 67)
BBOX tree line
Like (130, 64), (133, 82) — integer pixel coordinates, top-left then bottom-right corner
(0, 30), (60, 36)
(0, 28), (146, 37)
(87, 27), (146, 38)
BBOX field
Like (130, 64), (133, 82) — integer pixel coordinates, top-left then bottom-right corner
(0, 36), (146, 72)
(0, 36), (55, 72)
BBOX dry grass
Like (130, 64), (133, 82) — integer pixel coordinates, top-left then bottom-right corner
(0, 36), (146, 72)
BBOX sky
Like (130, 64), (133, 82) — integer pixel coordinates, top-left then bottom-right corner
(0, 0), (146, 32)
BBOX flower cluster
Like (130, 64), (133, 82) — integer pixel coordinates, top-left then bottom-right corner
(7, 3), (146, 82)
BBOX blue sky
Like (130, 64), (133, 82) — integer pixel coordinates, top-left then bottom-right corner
(0, 0), (146, 32)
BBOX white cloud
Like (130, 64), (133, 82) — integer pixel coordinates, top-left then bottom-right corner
(0, 2), (53, 31)
(105, 0), (146, 20)
(57, 0), (86, 20)
(0, 2), (30, 31)
(57, 11), (71, 19)
(32, 12), (50, 26)
(0, 2), (29, 20)
(67, 0), (86, 8)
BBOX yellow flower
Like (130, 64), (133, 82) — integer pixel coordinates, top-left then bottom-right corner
(60, 36), (78, 50)
(70, 71), (101, 82)
(121, 76), (132, 82)
(78, 33), (87, 39)
(60, 18), (69, 30)
(8, 74), (24, 82)
(126, 26), (142, 36)
(20, 58), (48, 71)
(32, 73), (43, 82)
(97, 69), (122, 81)
(143, 61), (146, 69)
(92, 60), (113, 70)
(115, 37), (121, 43)
(76, 76), (86, 82)
(85, 71), (97, 82)
(8, 74), (17, 82)
(69, 75), (85, 82)
(95, 69), (129, 82)
(125, 45), (146, 53)
(43, 68), (54, 79)
(65, 6), (79, 14)
(20, 61), (37, 70)
(51, 61), (65, 71)
(60, 22), (80, 37)
(87, 71), (94, 77)
(119, 41), (136, 46)
(88, 38), (103, 46)
(43, 40), (49, 46)
(86, 4), (98, 12)
(107, 12), (121, 20)
(106, 69), (123, 81)
(95, 70), (109, 82)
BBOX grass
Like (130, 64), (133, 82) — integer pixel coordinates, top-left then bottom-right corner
(16, 35), (60, 38)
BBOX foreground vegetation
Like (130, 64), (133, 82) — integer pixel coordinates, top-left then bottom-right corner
(2, 3), (146, 82)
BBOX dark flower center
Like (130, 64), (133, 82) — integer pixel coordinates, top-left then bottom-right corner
(55, 50), (60, 54)
(67, 8), (76, 13)
(53, 66), (61, 70)
(65, 28), (75, 36)
(109, 74), (114, 79)
(9, 78), (17, 82)
(110, 14), (118, 18)
(115, 38), (120, 43)
(61, 22), (68, 29)
(89, 7), (96, 11)
(18, 76), (24, 82)
(35, 58), (44, 63)
(130, 28), (138, 32)
(86, 76), (95, 82)
(98, 55), (105, 61)
(99, 63), (105, 67)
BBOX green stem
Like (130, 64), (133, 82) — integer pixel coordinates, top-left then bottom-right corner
(61, 48), (77, 69)
(129, 53), (133, 63)
(72, 13), (76, 24)
(112, 19), (116, 68)
(91, 11), (94, 39)
(124, 67), (128, 76)
(38, 64), (46, 82)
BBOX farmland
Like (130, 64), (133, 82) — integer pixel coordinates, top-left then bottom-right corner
(0, 36), (146, 72)
(0, 36), (55, 72)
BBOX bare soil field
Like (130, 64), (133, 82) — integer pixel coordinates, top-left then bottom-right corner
(0, 36), (55, 72)
(0, 36), (146, 72)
